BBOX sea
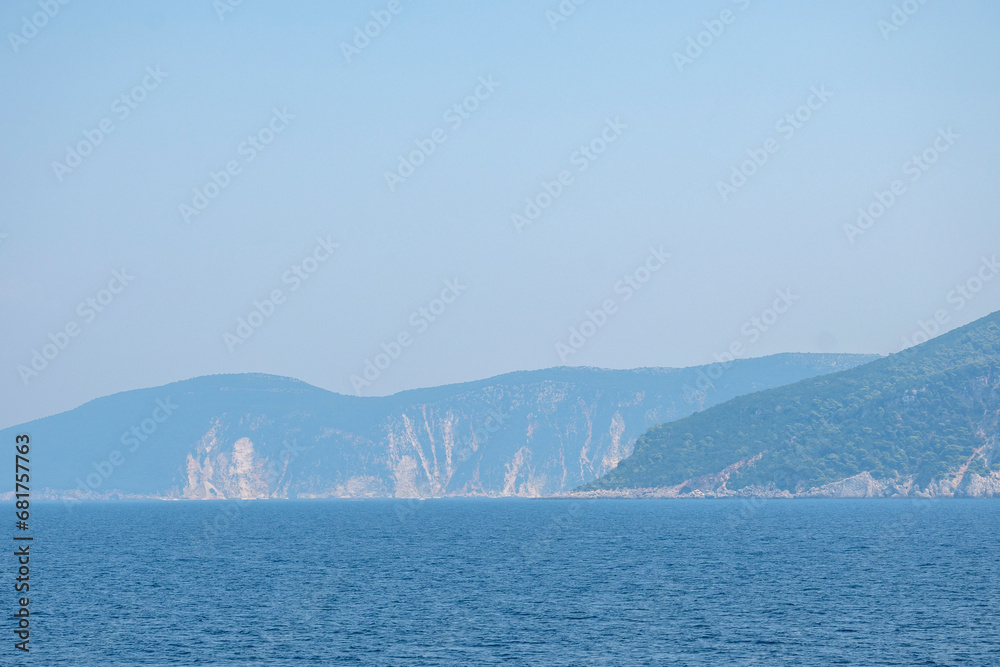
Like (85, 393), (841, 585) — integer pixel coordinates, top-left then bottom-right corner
(9, 499), (1000, 665)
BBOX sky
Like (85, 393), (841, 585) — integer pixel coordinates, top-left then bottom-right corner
(1, 0), (999, 429)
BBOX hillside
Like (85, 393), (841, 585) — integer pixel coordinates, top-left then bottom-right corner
(582, 312), (1000, 498)
(0, 355), (872, 499)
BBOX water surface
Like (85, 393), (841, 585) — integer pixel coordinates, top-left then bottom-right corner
(12, 499), (1000, 665)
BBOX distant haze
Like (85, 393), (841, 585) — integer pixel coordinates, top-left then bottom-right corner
(1, 0), (998, 429)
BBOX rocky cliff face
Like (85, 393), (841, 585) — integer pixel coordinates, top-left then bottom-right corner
(2, 354), (876, 500)
(178, 379), (661, 499)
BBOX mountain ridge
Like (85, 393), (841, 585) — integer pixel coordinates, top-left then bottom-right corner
(0, 354), (875, 500)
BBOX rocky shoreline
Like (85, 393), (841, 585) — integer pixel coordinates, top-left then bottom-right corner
(8, 467), (1000, 501)
(567, 469), (1000, 499)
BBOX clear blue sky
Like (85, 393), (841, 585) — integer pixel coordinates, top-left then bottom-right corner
(1, 0), (999, 428)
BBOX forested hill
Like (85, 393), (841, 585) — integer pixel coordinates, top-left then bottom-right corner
(583, 311), (1000, 498)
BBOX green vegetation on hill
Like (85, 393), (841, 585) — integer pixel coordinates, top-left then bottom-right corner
(585, 312), (1000, 493)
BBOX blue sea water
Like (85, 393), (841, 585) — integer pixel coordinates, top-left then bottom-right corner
(9, 499), (1000, 665)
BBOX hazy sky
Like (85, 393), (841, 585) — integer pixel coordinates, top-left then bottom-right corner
(2, 0), (999, 428)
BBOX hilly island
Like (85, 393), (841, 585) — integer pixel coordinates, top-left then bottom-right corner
(0, 354), (869, 500)
(4, 310), (999, 501)
(582, 310), (1000, 498)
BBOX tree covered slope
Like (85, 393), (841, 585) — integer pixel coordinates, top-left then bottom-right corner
(584, 311), (1000, 497)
